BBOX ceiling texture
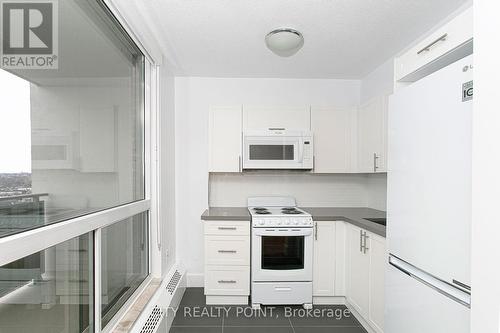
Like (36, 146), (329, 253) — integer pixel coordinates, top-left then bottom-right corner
(145, 0), (469, 79)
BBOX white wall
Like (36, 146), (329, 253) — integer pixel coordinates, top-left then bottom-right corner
(174, 77), (390, 282)
(210, 173), (386, 209)
(360, 59), (394, 104)
(160, 61), (177, 276)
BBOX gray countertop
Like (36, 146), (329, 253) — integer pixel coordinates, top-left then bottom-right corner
(201, 207), (251, 221)
(301, 207), (386, 237)
(201, 206), (386, 237)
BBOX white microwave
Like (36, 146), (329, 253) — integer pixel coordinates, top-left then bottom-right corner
(242, 129), (313, 170)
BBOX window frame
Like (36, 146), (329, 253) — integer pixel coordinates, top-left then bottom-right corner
(0, 0), (162, 331)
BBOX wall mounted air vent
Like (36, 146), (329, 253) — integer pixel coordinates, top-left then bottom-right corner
(140, 305), (163, 333)
(166, 270), (181, 295)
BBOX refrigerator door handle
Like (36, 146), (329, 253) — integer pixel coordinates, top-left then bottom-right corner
(452, 279), (471, 292)
(389, 255), (471, 308)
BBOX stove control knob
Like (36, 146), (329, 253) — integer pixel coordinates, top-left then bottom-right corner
(294, 220), (299, 225)
(259, 220), (265, 226)
(276, 220), (282, 225)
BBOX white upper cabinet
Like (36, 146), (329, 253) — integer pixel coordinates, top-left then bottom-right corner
(357, 96), (388, 173)
(395, 6), (472, 82)
(311, 107), (356, 173)
(243, 106), (310, 130)
(208, 106), (242, 172)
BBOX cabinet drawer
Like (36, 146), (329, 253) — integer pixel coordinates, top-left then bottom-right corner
(395, 7), (472, 82)
(205, 236), (250, 266)
(204, 266), (250, 296)
(204, 221), (249, 236)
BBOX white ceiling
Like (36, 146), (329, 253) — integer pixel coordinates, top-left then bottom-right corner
(145, 0), (469, 79)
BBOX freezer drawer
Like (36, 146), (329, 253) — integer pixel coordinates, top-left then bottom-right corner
(386, 257), (470, 333)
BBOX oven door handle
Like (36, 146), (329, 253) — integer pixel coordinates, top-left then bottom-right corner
(254, 229), (313, 237)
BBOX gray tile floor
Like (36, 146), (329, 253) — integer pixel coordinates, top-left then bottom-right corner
(170, 288), (367, 333)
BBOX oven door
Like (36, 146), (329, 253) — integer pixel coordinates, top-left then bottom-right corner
(252, 228), (313, 282)
(243, 136), (303, 169)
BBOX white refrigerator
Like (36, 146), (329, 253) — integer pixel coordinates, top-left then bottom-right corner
(386, 54), (472, 332)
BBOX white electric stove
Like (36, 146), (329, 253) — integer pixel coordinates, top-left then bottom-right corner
(248, 197), (313, 309)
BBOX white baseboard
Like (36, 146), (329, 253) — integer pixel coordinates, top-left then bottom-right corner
(313, 296), (346, 305)
(186, 272), (204, 287)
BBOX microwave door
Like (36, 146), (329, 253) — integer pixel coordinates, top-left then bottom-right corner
(244, 137), (300, 169)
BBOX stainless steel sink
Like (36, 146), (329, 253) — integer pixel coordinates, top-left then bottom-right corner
(363, 217), (387, 226)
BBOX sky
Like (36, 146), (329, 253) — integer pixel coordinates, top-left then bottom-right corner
(0, 69), (31, 173)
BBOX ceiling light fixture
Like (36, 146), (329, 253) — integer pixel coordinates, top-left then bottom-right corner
(265, 28), (304, 57)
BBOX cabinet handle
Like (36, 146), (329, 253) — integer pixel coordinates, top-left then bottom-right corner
(417, 33), (448, 55)
(218, 280), (237, 284)
(373, 153), (379, 172)
(360, 230), (364, 252)
(218, 227), (237, 230)
(363, 232), (370, 254)
(315, 222), (318, 240)
(218, 250), (237, 253)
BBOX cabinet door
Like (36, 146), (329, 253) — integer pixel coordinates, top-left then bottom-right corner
(368, 233), (386, 333)
(357, 96), (388, 173)
(311, 107), (355, 173)
(243, 106), (310, 130)
(394, 7), (472, 82)
(313, 221), (336, 296)
(209, 106), (242, 172)
(346, 225), (370, 317)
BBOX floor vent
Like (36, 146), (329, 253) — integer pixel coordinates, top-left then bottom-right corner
(139, 305), (163, 333)
(166, 270), (181, 295)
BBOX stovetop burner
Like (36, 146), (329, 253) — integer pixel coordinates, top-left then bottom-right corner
(282, 210), (303, 215)
(255, 210), (271, 215)
(281, 207), (297, 211)
(253, 207), (268, 211)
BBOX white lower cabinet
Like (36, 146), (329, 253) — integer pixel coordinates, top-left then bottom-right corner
(346, 224), (386, 333)
(346, 225), (370, 315)
(204, 220), (250, 304)
(312, 221), (347, 303)
(204, 266), (250, 296)
(368, 233), (385, 333)
(313, 221), (336, 296)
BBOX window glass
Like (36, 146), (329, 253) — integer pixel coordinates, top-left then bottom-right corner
(0, 233), (93, 332)
(0, 0), (145, 238)
(101, 212), (148, 328)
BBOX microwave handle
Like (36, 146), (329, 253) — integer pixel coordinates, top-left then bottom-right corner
(298, 140), (304, 163)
